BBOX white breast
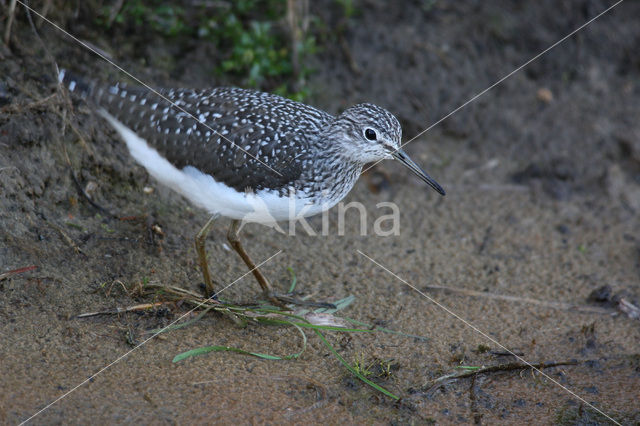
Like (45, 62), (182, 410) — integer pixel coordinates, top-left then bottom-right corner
(99, 110), (336, 224)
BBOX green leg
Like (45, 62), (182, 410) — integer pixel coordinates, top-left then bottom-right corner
(195, 214), (220, 298)
(226, 219), (289, 308)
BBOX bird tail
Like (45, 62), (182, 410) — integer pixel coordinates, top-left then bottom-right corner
(58, 69), (95, 100)
(58, 69), (151, 117)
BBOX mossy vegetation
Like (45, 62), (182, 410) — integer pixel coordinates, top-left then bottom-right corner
(95, 0), (317, 100)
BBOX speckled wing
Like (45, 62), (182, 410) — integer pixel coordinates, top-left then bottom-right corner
(86, 81), (332, 193)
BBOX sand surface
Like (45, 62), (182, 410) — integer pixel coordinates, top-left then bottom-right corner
(1, 1), (639, 424)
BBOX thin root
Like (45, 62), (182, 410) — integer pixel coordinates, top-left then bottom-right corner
(422, 360), (580, 396)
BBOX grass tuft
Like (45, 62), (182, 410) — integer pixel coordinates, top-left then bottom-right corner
(142, 280), (423, 400)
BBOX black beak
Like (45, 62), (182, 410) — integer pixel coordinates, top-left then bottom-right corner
(392, 149), (445, 196)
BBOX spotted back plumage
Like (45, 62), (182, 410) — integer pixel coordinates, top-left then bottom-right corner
(59, 70), (404, 201)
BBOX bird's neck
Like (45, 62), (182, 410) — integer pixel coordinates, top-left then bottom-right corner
(298, 147), (362, 206)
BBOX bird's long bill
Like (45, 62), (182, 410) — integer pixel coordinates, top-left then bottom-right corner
(392, 149), (446, 196)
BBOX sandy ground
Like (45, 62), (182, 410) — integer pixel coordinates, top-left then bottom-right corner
(1, 1), (639, 424)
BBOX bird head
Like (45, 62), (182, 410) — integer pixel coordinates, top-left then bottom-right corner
(329, 103), (445, 196)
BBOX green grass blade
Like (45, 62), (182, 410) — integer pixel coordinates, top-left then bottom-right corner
(172, 345), (281, 362)
(457, 365), (482, 370)
(313, 295), (355, 314)
(284, 322), (307, 359)
(343, 317), (430, 342)
(149, 308), (211, 335)
(255, 317), (373, 332)
(287, 267), (297, 293)
(172, 321), (308, 363)
(314, 329), (399, 400)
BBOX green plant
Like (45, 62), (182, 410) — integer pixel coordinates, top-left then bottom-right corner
(353, 352), (374, 377)
(200, 1), (316, 96)
(217, 20), (291, 87)
(96, 0), (316, 99)
(352, 353), (395, 380)
(335, 0), (356, 19)
(99, 0), (188, 37)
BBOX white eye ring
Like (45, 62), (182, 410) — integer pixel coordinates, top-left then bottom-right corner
(364, 128), (377, 141)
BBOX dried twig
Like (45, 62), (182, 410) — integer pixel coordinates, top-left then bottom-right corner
(35, 0), (52, 28)
(422, 360), (580, 396)
(56, 109), (94, 157)
(618, 298), (640, 320)
(286, 0), (308, 86)
(3, 0), (17, 45)
(46, 220), (86, 255)
(77, 302), (169, 318)
(0, 93), (58, 113)
(136, 282), (251, 326)
(107, 0), (124, 26)
(278, 375), (328, 417)
(0, 265), (37, 281)
(423, 284), (613, 315)
(144, 282), (211, 301)
(65, 149), (114, 217)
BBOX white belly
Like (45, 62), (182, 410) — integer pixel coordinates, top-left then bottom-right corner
(99, 110), (333, 224)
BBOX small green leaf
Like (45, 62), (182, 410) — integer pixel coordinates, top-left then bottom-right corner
(457, 365), (482, 371)
(315, 330), (399, 400)
(173, 321), (307, 363)
(287, 267), (297, 293)
(149, 308), (211, 334)
(172, 345), (280, 362)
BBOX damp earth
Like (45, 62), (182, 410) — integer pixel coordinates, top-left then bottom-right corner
(1, 1), (640, 424)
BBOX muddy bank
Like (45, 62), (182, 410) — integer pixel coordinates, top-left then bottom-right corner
(1, 1), (639, 423)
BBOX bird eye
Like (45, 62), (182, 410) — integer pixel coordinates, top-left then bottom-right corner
(364, 128), (377, 141)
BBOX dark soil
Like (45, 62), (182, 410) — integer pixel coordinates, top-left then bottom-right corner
(1, 0), (639, 424)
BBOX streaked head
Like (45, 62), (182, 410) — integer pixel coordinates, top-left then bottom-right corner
(329, 103), (445, 196)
